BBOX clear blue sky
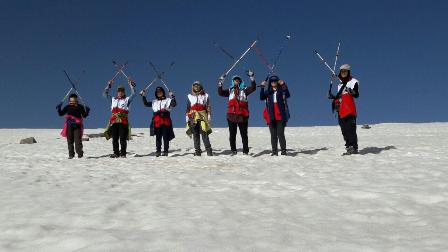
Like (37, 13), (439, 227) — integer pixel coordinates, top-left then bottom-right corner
(1, 0), (447, 128)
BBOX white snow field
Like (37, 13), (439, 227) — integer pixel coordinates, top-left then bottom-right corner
(0, 123), (447, 252)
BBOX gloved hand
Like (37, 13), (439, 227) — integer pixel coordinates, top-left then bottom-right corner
(207, 114), (211, 122)
(169, 91), (174, 97)
(259, 80), (267, 88)
(139, 90), (145, 96)
(327, 91), (335, 99)
(85, 106), (91, 113)
(218, 75), (225, 87)
(128, 79), (136, 87)
(107, 80), (113, 89)
(56, 102), (63, 110)
(185, 115), (190, 123)
(246, 69), (254, 77)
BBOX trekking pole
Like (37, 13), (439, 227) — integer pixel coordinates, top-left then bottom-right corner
(314, 50), (337, 76)
(61, 88), (73, 102)
(63, 70), (87, 108)
(329, 41), (341, 92)
(158, 78), (170, 92)
(112, 61), (133, 83)
(254, 43), (274, 72)
(142, 77), (158, 92)
(109, 61), (128, 83)
(213, 41), (248, 73)
(270, 34), (292, 73)
(222, 40), (257, 78)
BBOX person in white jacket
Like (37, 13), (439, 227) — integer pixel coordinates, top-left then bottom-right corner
(140, 86), (176, 157)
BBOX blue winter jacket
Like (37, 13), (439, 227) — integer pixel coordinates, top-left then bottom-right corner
(260, 83), (291, 123)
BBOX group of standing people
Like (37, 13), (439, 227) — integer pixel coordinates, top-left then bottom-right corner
(56, 64), (360, 159)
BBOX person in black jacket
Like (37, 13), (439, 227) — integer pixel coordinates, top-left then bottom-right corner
(56, 94), (90, 159)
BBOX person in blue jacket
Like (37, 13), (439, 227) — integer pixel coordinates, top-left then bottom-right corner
(260, 75), (291, 156)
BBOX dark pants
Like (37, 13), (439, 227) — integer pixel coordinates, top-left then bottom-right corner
(67, 126), (83, 157)
(269, 121), (287, 153)
(111, 123), (129, 156)
(228, 120), (249, 153)
(192, 122), (211, 152)
(156, 125), (170, 153)
(338, 115), (358, 150)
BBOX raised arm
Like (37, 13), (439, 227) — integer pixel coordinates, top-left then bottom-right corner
(244, 77), (257, 95)
(142, 95), (152, 107)
(57, 104), (68, 116)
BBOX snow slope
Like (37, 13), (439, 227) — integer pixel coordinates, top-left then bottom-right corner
(0, 123), (447, 251)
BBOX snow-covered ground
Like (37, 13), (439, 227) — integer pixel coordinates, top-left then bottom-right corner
(0, 123), (447, 251)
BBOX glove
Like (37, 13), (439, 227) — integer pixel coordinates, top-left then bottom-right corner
(327, 91), (335, 99)
(207, 114), (211, 122)
(260, 80), (267, 88)
(246, 69), (254, 77)
(168, 91), (174, 98)
(107, 80), (113, 89)
(218, 76), (225, 87)
(139, 90), (145, 96)
(128, 79), (136, 87)
(86, 106), (91, 113)
(185, 115), (190, 123)
(56, 102), (62, 110)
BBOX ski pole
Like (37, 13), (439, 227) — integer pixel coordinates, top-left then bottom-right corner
(222, 40), (257, 78)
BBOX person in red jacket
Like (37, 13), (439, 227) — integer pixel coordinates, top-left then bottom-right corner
(328, 64), (360, 155)
(218, 70), (257, 155)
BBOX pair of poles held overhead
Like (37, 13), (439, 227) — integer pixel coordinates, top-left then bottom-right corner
(314, 41), (342, 90)
(108, 61), (136, 88)
(253, 34), (292, 76)
(61, 70), (87, 110)
(214, 35), (291, 87)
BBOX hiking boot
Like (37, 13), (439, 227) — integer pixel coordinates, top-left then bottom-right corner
(155, 152), (161, 157)
(206, 149), (213, 156)
(343, 146), (359, 156)
(161, 151), (168, 156)
(110, 154), (119, 158)
(194, 150), (202, 156)
(281, 150), (288, 156)
(230, 150), (237, 156)
(68, 155), (75, 159)
(78, 153), (83, 158)
(271, 152), (278, 156)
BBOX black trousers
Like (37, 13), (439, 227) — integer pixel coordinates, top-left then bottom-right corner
(155, 125), (170, 153)
(228, 120), (249, 153)
(111, 123), (129, 155)
(338, 115), (358, 149)
(67, 126), (83, 157)
(192, 122), (211, 152)
(269, 121), (287, 153)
